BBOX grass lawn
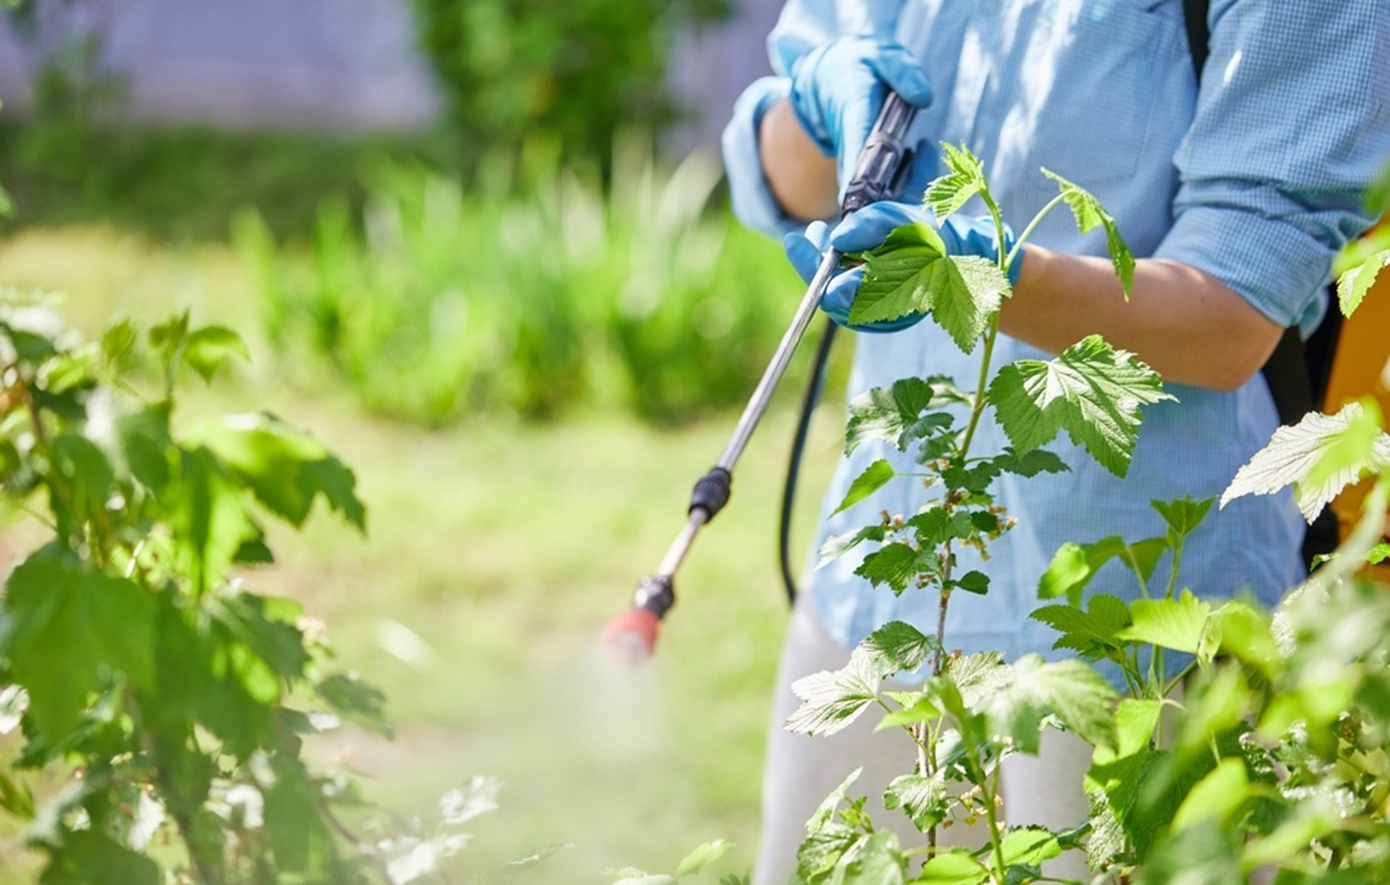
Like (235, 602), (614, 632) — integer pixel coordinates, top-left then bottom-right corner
(0, 226), (850, 882)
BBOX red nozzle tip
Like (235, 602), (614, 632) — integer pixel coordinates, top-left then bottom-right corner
(602, 608), (660, 666)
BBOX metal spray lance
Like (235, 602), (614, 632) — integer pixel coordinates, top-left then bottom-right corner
(602, 92), (921, 663)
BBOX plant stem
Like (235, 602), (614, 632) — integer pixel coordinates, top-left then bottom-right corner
(1004, 193), (1068, 270)
(962, 733), (1008, 884)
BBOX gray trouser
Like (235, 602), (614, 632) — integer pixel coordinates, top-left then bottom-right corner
(753, 591), (1094, 885)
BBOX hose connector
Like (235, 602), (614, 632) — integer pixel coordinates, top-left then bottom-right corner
(689, 467), (732, 520)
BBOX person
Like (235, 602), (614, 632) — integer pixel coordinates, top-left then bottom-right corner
(719, 2), (1390, 883)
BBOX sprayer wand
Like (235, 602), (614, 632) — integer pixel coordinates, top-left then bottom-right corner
(603, 91), (920, 664)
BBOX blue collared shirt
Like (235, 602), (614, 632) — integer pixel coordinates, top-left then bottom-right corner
(722, 0), (1390, 675)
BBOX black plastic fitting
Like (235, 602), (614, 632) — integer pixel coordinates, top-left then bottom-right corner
(689, 466), (733, 520)
(632, 574), (675, 619)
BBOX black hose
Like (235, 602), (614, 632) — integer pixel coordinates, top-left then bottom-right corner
(779, 317), (839, 605)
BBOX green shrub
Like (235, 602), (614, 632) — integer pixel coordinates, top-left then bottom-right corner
(233, 138), (807, 426)
(410, 0), (730, 165)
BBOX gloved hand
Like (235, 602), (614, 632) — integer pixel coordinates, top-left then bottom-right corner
(782, 201), (1023, 333)
(788, 36), (933, 192)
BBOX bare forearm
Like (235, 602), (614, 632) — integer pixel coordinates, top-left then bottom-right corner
(1004, 246), (1285, 390)
(758, 98), (839, 221)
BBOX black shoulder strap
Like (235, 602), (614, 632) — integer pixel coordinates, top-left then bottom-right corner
(1182, 0), (1316, 426)
(1182, 0), (1210, 79)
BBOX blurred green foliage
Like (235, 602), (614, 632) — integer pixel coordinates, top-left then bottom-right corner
(233, 137), (809, 426)
(411, 0), (731, 166)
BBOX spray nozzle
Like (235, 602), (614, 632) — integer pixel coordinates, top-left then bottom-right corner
(601, 574), (674, 665)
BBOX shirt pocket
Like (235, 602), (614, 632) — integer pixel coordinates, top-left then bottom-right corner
(1016, 0), (1183, 185)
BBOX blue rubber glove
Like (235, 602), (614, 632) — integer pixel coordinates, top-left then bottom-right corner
(788, 36), (933, 193)
(783, 201), (1023, 333)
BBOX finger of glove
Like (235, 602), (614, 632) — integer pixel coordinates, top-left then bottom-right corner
(782, 228), (830, 285)
(828, 201), (921, 253)
(818, 266), (866, 327)
(864, 48), (932, 106)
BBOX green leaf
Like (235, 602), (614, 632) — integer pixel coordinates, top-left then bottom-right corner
(978, 655), (1119, 752)
(188, 413), (367, 530)
(851, 222), (946, 325)
(1037, 536), (1166, 606)
(0, 181), (12, 218)
(115, 405), (173, 494)
(988, 335), (1172, 477)
(950, 570), (990, 595)
(183, 325), (249, 383)
(0, 550), (156, 742)
(925, 143), (987, 220)
(883, 772), (949, 831)
(860, 621), (938, 675)
(100, 319), (139, 369)
(854, 542), (930, 595)
(49, 433), (115, 530)
(1150, 496), (1214, 545)
(818, 525), (888, 568)
(1371, 541), (1390, 565)
(834, 460), (896, 514)
(1134, 816), (1242, 885)
(844, 376), (966, 455)
(876, 695), (943, 731)
(1000, 828), (1061, 867)
(170, 447), (259, 595)
(907, 507), (975, 548)
(1041, 169), (1135, 296)
(316, 672), (392, 736)
(1170, 758), (1248, 831)
(1032, 593), (1133, 660)
(853, 226), (1004, 352)
(916, 850), (989, 885)
(264, 754), (342, 876)
(1220, 400), (1390, 521)
(807, 768), (862, 834)
(674, 840), (733, 878)
(205, 591), (312, 702)
(841, 830), (907, 884)
(786, 654), (881, 736)
(1117, 590), (1210, 654)
(1337, 248), (1389, 318)
(993, 447), (1069, 478)
(40, 829), (160, 885)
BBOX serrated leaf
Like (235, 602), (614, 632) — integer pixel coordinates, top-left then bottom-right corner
(1371, 541), (1390, 565)
(852, 222), (946, 325)
(916, 850), (989, 884)
(841, 830), (907, 884)
(854, 227), (1003, 352)
(0, 550), (156, 742)
(1150, 496), (1214, 545)
(1000, 827), (1061, 866)
(883, 773), (949, 831)
(183, 325), (250, 383)
(1337, 248), (1388, 318)
(1042, 169), (1135, 296)
(1220, 401), (1390, 521)
(188, 413), (366, 530)
(861, 621), (938, 674)
(834, 459), (896, 514)
(786, 653), (881, 736)
(674, 839), (733, 878)
(806, 768), (863, 834)
(1031, 593), (1132, 659)
(908, 507), (974, 548)
(1037, 536), (1166, 606)
(951, 570), (990, 595)
(925, 143), (986, 220)
(854, 542), (928, 595)
(440, 776), (502, 826)
(844, 376), (968, 455)
(993, 447), (1069, 478)
(316, 671), (392, 736)
(982, 655), (1118, 752)
(818, 525), (888, 568)
(989, 335), (1171, 477)
(876, 695), (944, 731)
(1117, 590), (1210, 654)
